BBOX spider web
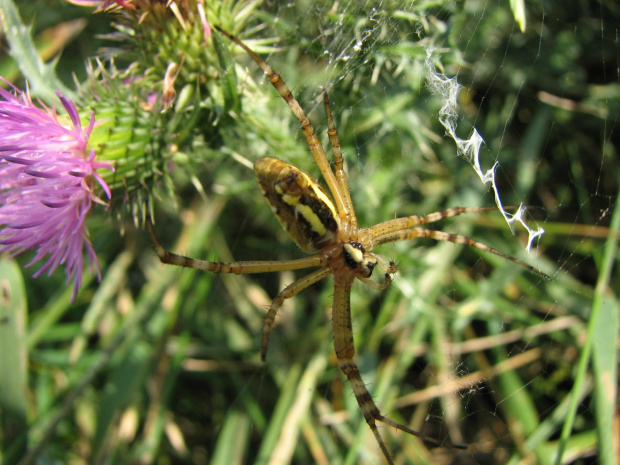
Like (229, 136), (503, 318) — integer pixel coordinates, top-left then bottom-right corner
(241, 1), (619, 464)
(263, 1), (548, 249)
(424, 59), (545, 251)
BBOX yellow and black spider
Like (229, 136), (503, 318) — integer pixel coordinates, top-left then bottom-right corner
(147, 27), (549, 464)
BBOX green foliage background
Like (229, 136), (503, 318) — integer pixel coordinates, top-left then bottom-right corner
(0, 1), (618, 465)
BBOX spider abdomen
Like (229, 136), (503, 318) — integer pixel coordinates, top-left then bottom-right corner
(255, 157), (340, 254)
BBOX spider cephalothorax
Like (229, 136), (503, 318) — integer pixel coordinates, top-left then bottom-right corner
(147, 27), (549, 465)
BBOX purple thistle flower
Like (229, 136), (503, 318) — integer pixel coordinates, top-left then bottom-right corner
(65, 0), (134, 8)
(0, 80), (113, 300)
(65, 0), (136, 9)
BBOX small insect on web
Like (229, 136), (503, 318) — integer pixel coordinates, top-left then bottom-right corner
(147, 27), (550, 464)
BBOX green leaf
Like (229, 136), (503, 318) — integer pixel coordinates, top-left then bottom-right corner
(213, 29), (241, 115)
(0, 256), (28, 463)
(554, 182), (620, 465)
(509, 0), (527, 32)
(211, 410), (250, 465)
(591, 294), (619, 465)
(0, 0), (73, 101)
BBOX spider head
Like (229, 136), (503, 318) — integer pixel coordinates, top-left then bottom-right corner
(343, 242), (377, 278)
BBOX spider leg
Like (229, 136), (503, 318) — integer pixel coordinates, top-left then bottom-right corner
(261, 266), (332, 360)
(323, 91), (357, 231)
(147, 215), (325, 273)
(372, 227), (550, 279)
(357, 273), (392, 290)
(332, 274), (394, 463)
(332, 274), (465, 464)
(215, 27), (348, 220)
(371, 253), (398, 275)
(356, 253), (396, 290)
(368, 206), (515, 238)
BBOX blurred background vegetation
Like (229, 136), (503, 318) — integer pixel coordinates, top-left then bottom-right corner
(0, 1), (618, 464)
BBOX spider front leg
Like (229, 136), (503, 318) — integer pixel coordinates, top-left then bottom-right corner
(332, 273), (464, 464)
(369, 206), (522, 238)
(332, 274), (391, 459)
(372, 227), (550, 279)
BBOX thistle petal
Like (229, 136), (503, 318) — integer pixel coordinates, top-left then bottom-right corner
(0, 81), (113, 300)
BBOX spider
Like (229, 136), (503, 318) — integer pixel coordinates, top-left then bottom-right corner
(147, 27), (549, 464)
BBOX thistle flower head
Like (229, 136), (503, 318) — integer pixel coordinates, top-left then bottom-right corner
(66, 0), (134, 10)
(62, 0), (277, 225)
(0, 81), (113, 300)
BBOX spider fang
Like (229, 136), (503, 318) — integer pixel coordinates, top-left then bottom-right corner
(343, 241), (377, 277)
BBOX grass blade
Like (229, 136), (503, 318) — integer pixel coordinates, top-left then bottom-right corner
(554, 183), (620, 465)
(0, 256), (28, 463)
